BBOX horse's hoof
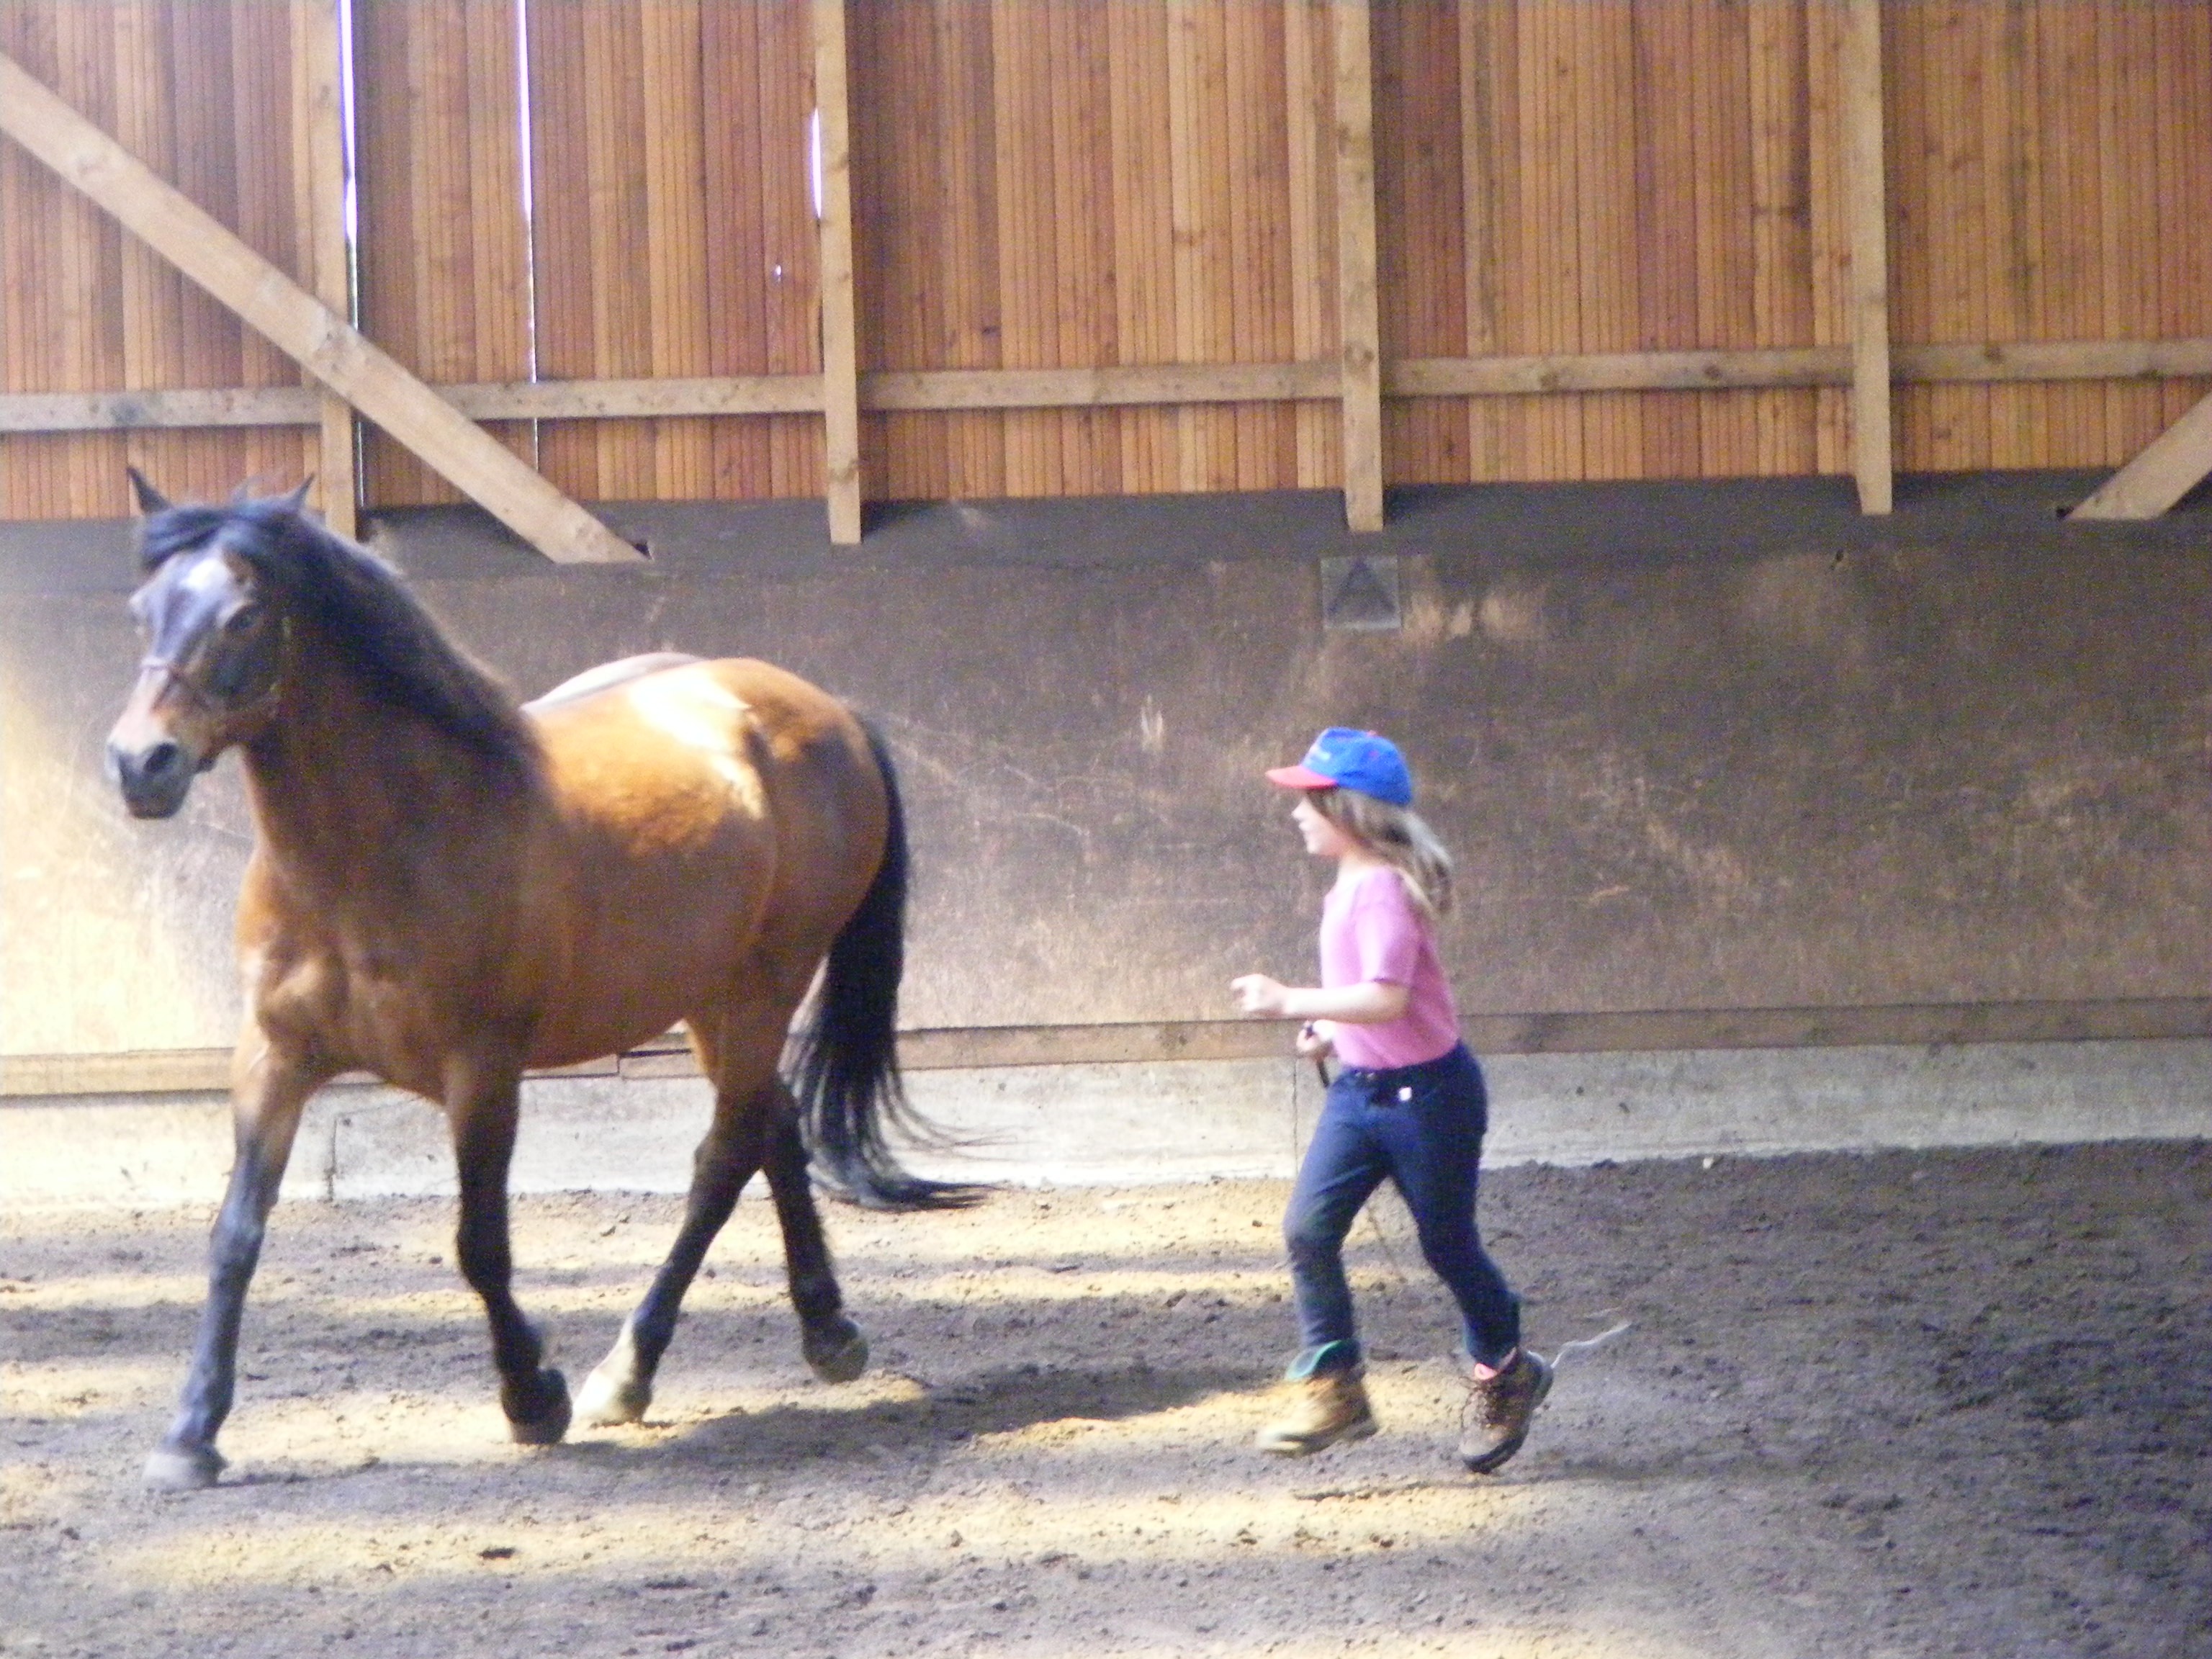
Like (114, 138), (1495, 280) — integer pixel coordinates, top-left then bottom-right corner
(508, 1368), (572, 1446)
(575, 1364), (651, 1427)
(144, 1444), (225, 1491)
(803, 1320), (869, 1385)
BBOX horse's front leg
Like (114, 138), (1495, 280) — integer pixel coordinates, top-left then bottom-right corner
(145, 1046), (328, 1491)
(448, 1065), (570, 1444)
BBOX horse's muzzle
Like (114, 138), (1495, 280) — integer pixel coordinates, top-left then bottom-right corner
(109, 737), (194, 819)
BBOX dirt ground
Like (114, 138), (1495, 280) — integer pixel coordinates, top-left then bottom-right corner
(3, 1141), (2208, 1658)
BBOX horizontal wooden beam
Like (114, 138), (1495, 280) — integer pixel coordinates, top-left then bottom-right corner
(863, 362), (1341, 410)
(0, 49), (637, 565)
(449, 376), (824, 419)
(6, 340), (2210, 436)
(1904, 338), (2212, 383)
(1390, 348), (1847, 396)
(7, 998), (2204, 1098)
(0, 387), (323, 431)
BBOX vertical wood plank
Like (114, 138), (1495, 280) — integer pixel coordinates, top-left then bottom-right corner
(1806, 0), (1851, 476)
(642, 0), (709, 503)
(1748, 0), (1812, 476)
(709, 0), (772, 500)
(1990, 0), (2043, 469)
(814, 0), (860, 539)
(1927, 3), (1988, 469)
(1458, 0), (1518, 482)
(1332, 0), (1382, 529)
(1197, 2), (1236, 490)
(1374, 0), (1459, 487)
(1577, 0), (1638, 480)
(1112, 0), (1175, 493)
(1691, 0), (1755, 475)
(295, 0), (354, 536)
(359, 0), (531, 508)
(1632, 0), (1700, 478)
(1227, 0), (1290, 491)
(1841, 0), (1891, 511)
(2100, 2), (2157, 464)
(992, 0), (1052, 498)
(2154, 0), (2212, 431)
(1520, 1), (1581, 480)
(1287, 0), (1337, 489)
(2036, 0), (2101, 468)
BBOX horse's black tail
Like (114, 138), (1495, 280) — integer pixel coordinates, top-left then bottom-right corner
(791, 721), (984, 1210)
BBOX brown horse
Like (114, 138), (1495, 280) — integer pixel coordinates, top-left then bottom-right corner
(105, 476), (968, 1491)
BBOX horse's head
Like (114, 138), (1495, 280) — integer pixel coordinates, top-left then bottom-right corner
(106, 474), (308, 819)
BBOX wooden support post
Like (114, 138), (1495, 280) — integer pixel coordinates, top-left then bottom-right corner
(295, 0), (356, 540)
(1332, 0), (1384, 533)
(2067, 386), (2212, 518)
(813, 0), (863, 545)
(0, 49), (637, 564)
(1840, 0), (1892, 514)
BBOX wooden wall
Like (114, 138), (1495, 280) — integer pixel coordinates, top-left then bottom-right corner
(351, 0), (534, 508)
(1884, 2), (2212, 473)
(1379, 0), (1843, 482)
(850, 0), (1341, 500)
(525, 0), (822, 503)
(0, 0), (317, 518)
(3, 0), (2208, 518)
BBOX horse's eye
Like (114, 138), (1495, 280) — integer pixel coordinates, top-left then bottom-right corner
(223, 603), (263, 636)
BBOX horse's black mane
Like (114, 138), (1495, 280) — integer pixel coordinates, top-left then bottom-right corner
(140, 495), (538, 781)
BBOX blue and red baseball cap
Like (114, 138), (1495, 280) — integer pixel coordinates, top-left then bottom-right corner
(1265, 727), (1413, 806)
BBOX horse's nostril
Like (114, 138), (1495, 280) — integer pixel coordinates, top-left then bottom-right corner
(142, 741), (184, 779)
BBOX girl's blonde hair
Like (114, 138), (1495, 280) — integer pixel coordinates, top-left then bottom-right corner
(1308, 786), (1454, 921)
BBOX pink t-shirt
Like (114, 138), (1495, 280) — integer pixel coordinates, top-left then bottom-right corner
(1318, 864), (1461, 1070)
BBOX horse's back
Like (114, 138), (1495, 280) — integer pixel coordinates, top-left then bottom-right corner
(528, 655), (873, 808)
(518, 657), (886, 1066)
(525, 652), (702, 711)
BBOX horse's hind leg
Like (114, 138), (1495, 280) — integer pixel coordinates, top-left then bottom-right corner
(145, 1046), (327, 1490)
(449, 1066), (570, 1445)
(577, 1079), (773, 1426)
(760, 1092), (868, 1384)
(576, 1073), (866, 1423)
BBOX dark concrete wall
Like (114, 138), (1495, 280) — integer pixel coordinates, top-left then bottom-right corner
(4, 475), (2205, 1057)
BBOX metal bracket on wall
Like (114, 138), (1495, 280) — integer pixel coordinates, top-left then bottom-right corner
(1321, 554), (1401, 631)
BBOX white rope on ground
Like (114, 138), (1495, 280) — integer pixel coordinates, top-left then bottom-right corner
(1545, 1319), (1633, 1369)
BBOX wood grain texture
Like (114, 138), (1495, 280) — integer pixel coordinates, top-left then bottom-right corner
(0, 43), (631, 560)
(1841, 0), (1891, 511)
(814, 0), (861, 540)
(5, 0), (2207, 518)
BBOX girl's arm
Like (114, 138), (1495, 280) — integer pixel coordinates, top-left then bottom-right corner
(1229, 974), (1409, 1025)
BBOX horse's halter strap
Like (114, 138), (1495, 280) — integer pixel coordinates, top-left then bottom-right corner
(137, 615), (290, 727)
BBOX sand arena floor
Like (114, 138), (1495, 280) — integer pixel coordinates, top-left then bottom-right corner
(3, 1141), (2208, 1658)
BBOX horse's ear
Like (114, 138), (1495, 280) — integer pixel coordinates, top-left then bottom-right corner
(126, 466), (171, 516)
(279, 477), (315, 513)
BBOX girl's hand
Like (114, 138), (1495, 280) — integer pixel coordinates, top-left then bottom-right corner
(1229, 974), (1291, 1017)
(1295, 1021), (1335, 1061)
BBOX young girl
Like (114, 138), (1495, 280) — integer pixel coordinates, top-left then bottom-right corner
(1231, 727), (1548, 1474)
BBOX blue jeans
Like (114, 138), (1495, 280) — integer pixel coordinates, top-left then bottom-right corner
(1283, 1043), (1521, 1375)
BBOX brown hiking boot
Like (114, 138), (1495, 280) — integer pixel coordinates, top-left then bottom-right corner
(1458, 1348), (1552, 1474)
(1255, 1370), (1378, 1455)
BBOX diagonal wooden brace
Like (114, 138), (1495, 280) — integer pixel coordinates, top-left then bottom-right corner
(0, 49), (639, 565)
(2068, 387), (2212, 520)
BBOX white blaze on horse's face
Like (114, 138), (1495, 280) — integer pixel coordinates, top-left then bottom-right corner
(107, 545), (285, 819)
